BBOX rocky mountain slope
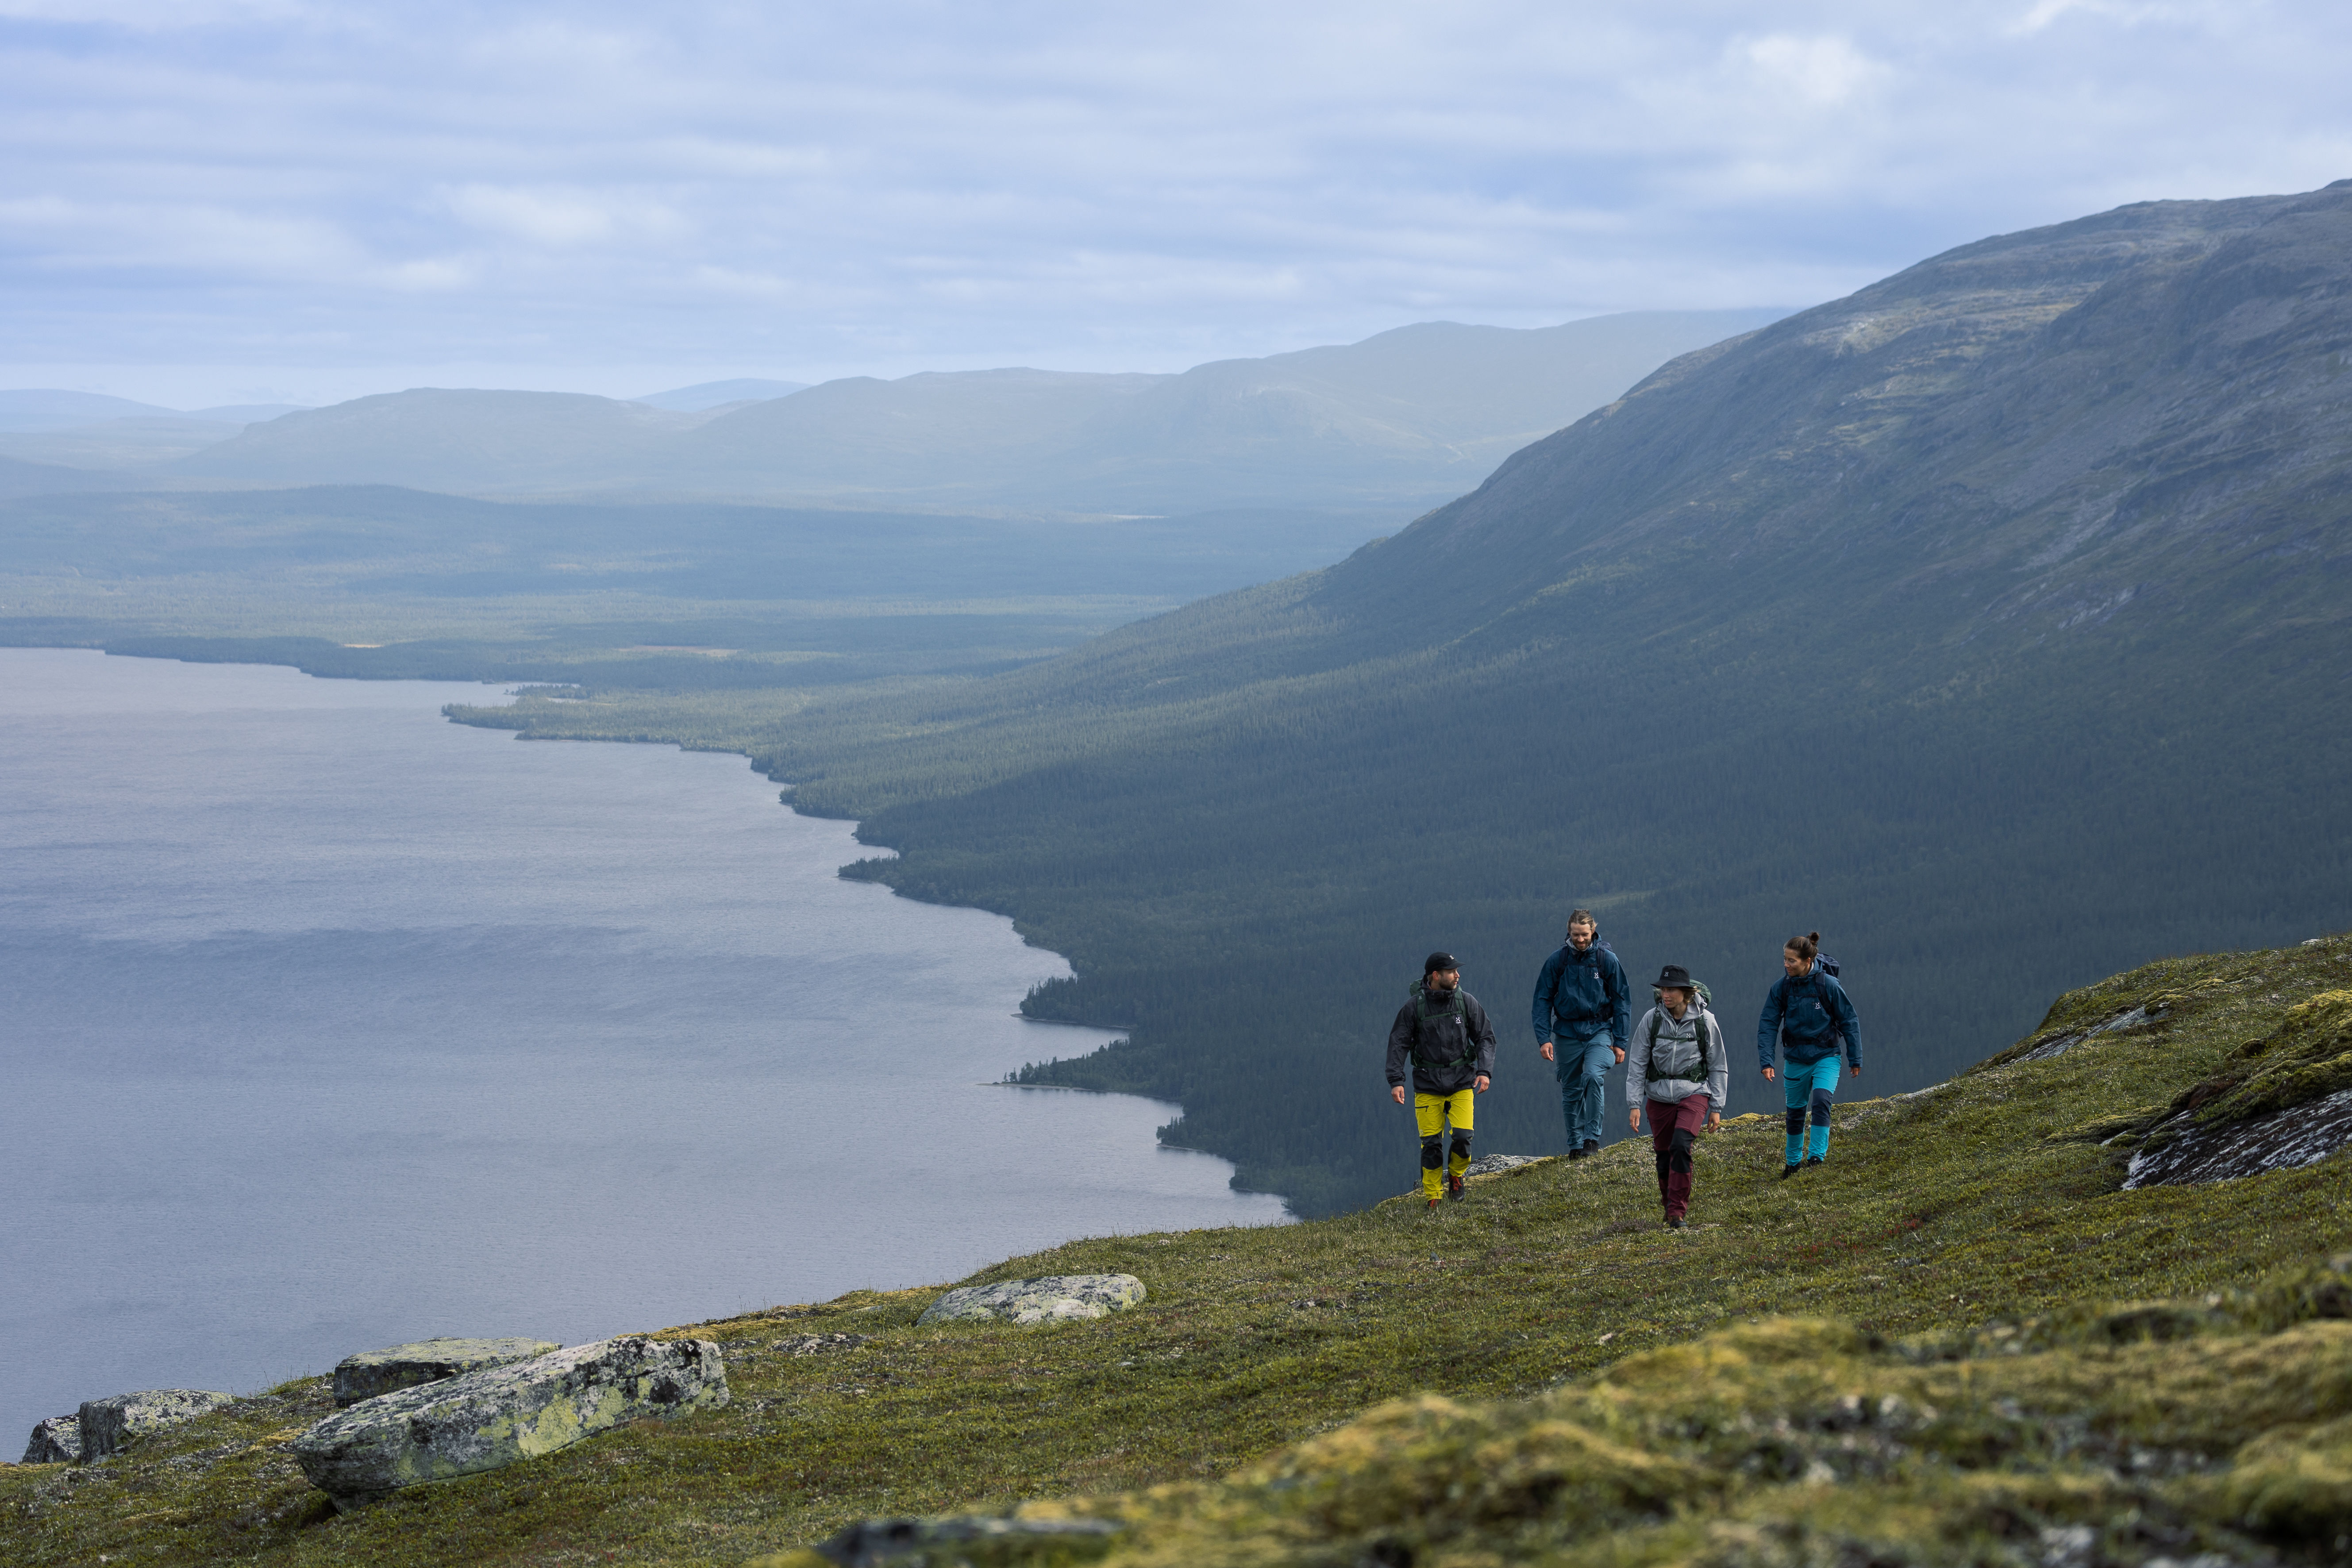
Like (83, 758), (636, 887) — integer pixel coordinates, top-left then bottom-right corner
(5, 934), (2349, 1565)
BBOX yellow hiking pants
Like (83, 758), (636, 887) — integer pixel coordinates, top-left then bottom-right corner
(1414, 1089), (1475, 1200)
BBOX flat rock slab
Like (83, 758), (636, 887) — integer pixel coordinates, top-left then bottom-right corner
(290, 1335), (728, 1509)
(21, 1415), (82, 1465)
(79, 1390), (237, 1458)
(2126, 1087), (2352, 1188)
(1463, 1154), (1544, 1176)
(916, 1275), (1146, 1327)
(333, 1336), (560, 1406)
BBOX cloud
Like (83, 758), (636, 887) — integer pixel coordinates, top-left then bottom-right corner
(1, 0), (2348, 397)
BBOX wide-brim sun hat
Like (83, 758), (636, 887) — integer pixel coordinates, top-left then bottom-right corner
(1653, 964), (1694, 990)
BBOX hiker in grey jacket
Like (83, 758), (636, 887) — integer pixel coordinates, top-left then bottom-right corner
(1626, 964), (1727, 1229)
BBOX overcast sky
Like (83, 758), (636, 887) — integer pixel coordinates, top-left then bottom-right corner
(4, 0), (2348, 407)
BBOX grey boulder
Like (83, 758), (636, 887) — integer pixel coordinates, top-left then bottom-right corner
(290, 1335), (728, 1509)
(916, 1274), (1146, 1327)
(1463, 1154), (1544, 1176)
(79, 1390), (238, 1458)
(21, 1415), (82, 1464)
(333, 1336), (559, 1406)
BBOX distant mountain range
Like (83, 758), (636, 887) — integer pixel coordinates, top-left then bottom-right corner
(0, 312), (1786, 512)
(709, 181), (2352, 1213)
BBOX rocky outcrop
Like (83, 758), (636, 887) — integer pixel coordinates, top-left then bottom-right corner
(332, 1336), (559, 1406)
(78, 1390), (238, 1458)
(2108, 989), (2352, 1188)
(916, 1275), (1146, 1327)
(2126, 1087), (2352, 1189)
(289, 1335), (728, 1510)
(20, 1415), (82, 1465)
(1463, 1154), (1544, 1176)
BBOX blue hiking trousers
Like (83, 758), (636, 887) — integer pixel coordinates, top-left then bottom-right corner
(1783, 1055), (1842, 1163)
(1556, 1034), (1615, 1149)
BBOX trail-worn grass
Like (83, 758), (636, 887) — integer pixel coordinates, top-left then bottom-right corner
(8, 936), (2351, 1565)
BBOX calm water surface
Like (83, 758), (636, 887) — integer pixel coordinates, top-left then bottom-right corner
(0, 649), (1284, 1441)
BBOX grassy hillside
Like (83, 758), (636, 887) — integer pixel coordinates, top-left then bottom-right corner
(454, 182), (2352, 1216)
(6, 935), (2349, 1565)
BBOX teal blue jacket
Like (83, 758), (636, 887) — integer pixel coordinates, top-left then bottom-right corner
(1756, 968), (1860, 1070)
(1530, 940), (1632, 1052)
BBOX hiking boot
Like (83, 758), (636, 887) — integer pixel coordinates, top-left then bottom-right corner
(1780, 1163), (1802, 1179)
(1666, 1215), (1684, 1229)
(1566, 1146), (1588, 1161)
(1447, 1172), (1466, 1200)
(1427, 1198), (1441, 1212)
(1804, 1155), (1825, 1168)
(1582, 1138), (1601, 1155)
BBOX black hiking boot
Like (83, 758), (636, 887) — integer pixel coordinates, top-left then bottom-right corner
(1447, 1172), (1466, 1200)
(1804, 1155), (1825, 1168)
(1582, 1139), (1601, 1156)
(1566, 1146), (1588, 1160)
(1666, 1215), (1684, 1229)
(1781, 1163), (1802, 1179)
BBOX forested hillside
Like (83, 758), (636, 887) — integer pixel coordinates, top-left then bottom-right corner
(462, 181), (2352, 1215)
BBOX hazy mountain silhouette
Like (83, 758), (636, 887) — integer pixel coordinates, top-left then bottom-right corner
(160, 312), (1786, 510)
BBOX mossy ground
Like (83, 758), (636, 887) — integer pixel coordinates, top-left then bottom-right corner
(8, 937), (2351, 1566)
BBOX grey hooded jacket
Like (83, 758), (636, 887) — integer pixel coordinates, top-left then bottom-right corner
(1626, 1002), (1729, 1108)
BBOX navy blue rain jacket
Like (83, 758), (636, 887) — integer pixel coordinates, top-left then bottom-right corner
(1756, 967), (1861, 1071)
(1531, 940), (1632, 1053)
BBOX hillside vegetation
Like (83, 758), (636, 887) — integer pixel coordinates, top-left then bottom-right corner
(6, 935), (2350, 1566)
(457, 181), (2352, 1215)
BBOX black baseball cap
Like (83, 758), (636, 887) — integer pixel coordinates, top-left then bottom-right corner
(1424, 951), (1459, 975)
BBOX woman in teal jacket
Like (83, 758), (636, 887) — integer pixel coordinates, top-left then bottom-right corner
(1755, 931), (1860, 1176)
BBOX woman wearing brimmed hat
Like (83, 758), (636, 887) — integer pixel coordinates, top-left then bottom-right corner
(1626, 965), (1727, 1229)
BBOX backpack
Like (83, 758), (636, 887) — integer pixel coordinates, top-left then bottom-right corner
(1816, 955), (1841, 979)
(1406, 982), (1478, 1071)
(1644, 1004), (1715, 1085)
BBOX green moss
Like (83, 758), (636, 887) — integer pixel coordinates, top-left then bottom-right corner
(5, 936), (2352, 1566)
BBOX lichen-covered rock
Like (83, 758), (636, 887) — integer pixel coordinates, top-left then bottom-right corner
(1463, 1154), (1544, 1177)
(20, 1414), (82, 1464)
(78, 1389), (237, 1458)
(332, 1336), (559, 1406)
(916, 1275), (1146, 1327)
(290, 1335), (728, 1509)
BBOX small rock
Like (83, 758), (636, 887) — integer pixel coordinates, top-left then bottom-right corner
(332, 1336), (559, 1407)
(290, 1335), (728, 1509)
(778, 1333), (870, 1356)
(916, 1275), (1146, 1327)
(1462, 1153), (1543, 1176)
(79, 1390), (238, 1458)
(21, 1415), (82, 1464)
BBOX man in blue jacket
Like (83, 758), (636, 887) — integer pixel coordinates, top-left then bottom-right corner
(1530, 910), (1631, 1158)
(1756, 930), (1861, 1176)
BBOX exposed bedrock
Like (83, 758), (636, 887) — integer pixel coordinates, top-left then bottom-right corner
(916, 1275), (1147, 1327)
(290, 1335), (728, 1510)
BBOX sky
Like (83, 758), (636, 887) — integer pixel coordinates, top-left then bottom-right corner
(3, 0), (2349, 409)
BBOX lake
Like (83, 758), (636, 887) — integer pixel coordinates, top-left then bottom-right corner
(0, 648), (1285, 1444)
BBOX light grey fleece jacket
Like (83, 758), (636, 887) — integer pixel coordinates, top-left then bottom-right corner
(1627, 1002), (1730, 1108)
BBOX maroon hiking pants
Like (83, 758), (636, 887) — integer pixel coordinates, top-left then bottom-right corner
(1647, 1094), (1712, 1221)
